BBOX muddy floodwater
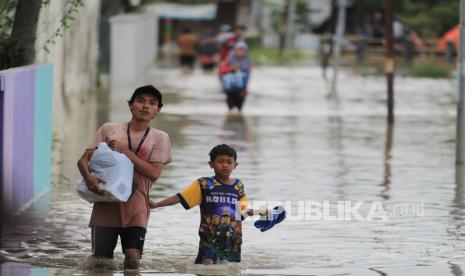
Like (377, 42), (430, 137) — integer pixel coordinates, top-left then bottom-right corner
(1, 67), (463, 275)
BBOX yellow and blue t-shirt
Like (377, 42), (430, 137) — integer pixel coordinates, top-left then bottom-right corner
(176, 176), (248, 263)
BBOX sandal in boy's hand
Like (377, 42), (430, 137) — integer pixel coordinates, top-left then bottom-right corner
(254, 206), (286, 232)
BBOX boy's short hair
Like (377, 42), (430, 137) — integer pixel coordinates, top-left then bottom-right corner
(129, 85), (163, 108)
(209, 144), (237, 162)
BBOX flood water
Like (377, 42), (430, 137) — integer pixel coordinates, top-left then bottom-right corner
(1, 66), (464, 275)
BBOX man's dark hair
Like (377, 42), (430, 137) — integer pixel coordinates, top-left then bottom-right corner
(182, 27), (191, 34)
(128, 85), (163, 108)
(235, 25), (246, 31)
(209, 144), (237, 162)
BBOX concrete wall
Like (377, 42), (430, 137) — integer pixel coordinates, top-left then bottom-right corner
(34, 1), (101, 184)
(110, 13), (156, 89)
(0, 64), (53, 217)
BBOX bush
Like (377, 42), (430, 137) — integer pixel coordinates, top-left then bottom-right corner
(249, 48), (310, 66)
(410, 63), (451, 79)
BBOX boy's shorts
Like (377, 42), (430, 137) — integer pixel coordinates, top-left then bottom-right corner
(195, 246), (218, 264)
(194, 243), (241, 264)
(91, 226), (146, 258)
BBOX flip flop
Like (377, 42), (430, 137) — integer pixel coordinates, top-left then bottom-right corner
(254, 206), (286, 232)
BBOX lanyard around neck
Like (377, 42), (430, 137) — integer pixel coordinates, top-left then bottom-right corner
(127, 122), (150, 155)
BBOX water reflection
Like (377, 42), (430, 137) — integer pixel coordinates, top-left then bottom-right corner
(327, 115), (349, 199)
(454, 165), (465, 210)
(380, 123), (394, 200)
(220, 113), (253, 149)
(449, 261), (464, 276)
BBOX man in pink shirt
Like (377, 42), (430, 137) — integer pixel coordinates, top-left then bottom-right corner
(77, 85), (172, 269)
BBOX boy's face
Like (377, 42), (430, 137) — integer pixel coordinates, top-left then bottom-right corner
(209, 154), (237, 179)
(128, 93), (160, 121)
(235, 48), (246, 58)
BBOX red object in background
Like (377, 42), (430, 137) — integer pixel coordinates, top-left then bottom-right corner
(219, 35), (237, 62)
(437, 25), (459, 53)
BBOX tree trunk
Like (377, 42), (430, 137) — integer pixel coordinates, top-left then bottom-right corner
(8, 0), (42, 67)
(279, 0), (290, 56)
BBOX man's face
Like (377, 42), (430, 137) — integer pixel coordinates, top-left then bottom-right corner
(129, 93), (160, 121)
(235, 27), (244, 38)
(209, 154), (237, 179)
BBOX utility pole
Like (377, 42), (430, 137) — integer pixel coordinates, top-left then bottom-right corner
(456, 0), (465, 164)
(385, 0), (395, 124)
(331, 0), (347, 90)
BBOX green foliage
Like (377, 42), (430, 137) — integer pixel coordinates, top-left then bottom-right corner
(249, 48), (309, 66)
(0, 0), (18, 69)
(244, 36), (261, 49)
(267, 1), (284, 34)
(50, 132), (72, 186)
(410, 63), (451, 79)
(399, 0), (458, 37)
(350, 0), (458, 38)
(42, 0), (84, 53)
(295, 0), (312, 32)
(351, 0), (383, 12)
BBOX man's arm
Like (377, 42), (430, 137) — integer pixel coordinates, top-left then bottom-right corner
(149, 195), (180, 209)
(107, 139), (165, 182)
(77, 149), (105, 194)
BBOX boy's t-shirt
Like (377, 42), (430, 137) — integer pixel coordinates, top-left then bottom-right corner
(87, 122), (172, 229)
(177, 177), (248, 262)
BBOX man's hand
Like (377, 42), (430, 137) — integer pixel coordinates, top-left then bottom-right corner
(107, 139), (128, 154)
(84, 174), (106, 195)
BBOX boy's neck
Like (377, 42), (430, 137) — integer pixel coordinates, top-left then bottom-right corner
(215, 175), (233, 184)
(129, 118), (150, 132)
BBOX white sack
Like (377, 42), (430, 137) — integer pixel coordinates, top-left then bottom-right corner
(77, 142), (134, 203)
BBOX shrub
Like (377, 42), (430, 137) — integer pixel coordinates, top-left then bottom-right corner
(410, 63), (451, 79)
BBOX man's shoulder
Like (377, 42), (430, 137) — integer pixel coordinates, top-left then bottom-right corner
(149, 128), (170, 138)
(100, 121), (124, 129)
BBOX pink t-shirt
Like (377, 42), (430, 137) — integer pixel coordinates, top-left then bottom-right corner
(87, 122), (172, 228)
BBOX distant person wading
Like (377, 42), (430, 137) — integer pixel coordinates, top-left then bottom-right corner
(177, 27), (199, 73)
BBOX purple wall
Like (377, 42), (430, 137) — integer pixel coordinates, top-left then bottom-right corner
(12, 69), (35, 211)
(0, 64), (53, 218)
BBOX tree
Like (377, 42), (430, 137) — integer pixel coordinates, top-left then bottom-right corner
(0, 0), (84, 70)
(7, 0), (42, 67)
(398, 0), (458, 37)
(349, 0), (459, 37)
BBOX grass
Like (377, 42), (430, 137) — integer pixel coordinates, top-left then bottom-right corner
(410, 62), (452, 79)
(249, 48), (311, 66)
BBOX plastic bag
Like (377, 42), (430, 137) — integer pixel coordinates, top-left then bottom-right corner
(221, 71), (247, 93)
(77, 142), (134, 203)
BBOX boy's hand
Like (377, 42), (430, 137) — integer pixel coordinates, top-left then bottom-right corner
(149, 200), (158, 209)
(84, 175), (105, 195)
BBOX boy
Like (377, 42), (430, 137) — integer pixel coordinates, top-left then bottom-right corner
(150, 144), (274, 265)
(77, 85), (172, 269)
